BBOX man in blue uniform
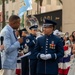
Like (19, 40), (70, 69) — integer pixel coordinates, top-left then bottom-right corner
(34, 19), (64, 75)
(25, 25), (38, 75)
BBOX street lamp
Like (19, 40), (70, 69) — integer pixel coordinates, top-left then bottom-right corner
(2, 0), (5, 28)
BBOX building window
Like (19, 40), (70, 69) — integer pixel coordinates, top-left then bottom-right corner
(6, 11), (8, 20)
(12, 10), (15, 15)
(12, 0), (15, 2)
(6, 0), (8, 4)
(57, 0), (61, 5)
(47, 0), (51, 5)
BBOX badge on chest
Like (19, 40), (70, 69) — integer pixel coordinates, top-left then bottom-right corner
(49, 41), (56, 49)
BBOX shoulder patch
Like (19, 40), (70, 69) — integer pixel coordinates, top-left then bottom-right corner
(26, 39), (30, 43)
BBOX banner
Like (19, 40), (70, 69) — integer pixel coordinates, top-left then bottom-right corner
(18, 0), (32, 17)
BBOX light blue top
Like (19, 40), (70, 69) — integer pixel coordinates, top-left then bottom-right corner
(0, 25), (20, 69)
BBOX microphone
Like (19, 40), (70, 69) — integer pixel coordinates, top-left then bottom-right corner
(0, 36), (4, 45)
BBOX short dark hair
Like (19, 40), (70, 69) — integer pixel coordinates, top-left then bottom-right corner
(72, 31), (75, 36)
(9, 15), (20, 22)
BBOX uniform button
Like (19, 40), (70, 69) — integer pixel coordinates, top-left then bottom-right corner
(46, 39), (48, 40)
(46, 51), (47, 53)
(46, 41), (48, 43)
(46, 49), (48, 50)
(46, 43), (48, 46)
(46, 46), (48, 48)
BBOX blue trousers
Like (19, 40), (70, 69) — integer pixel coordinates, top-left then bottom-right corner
(21, 56), (29, 75)
(30, 59), (37, 75)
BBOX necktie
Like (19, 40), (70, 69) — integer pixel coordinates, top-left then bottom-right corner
(13, 31), (17, 40)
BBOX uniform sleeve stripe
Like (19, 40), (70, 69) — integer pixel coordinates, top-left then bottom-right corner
(37, 53), (40, 58)
(54, 53), (57, 59)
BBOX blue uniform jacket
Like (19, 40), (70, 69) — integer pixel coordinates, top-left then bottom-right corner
(34, 33), (64, 74)
(25, 34), (36, 59)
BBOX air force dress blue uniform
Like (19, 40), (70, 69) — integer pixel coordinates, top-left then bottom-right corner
(25, 25), (38, 75)
(34, 19), (64, 75)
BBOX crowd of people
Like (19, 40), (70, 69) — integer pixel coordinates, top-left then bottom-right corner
(0, 15), (75, 75)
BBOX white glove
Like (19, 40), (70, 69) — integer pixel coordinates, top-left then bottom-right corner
(40, 54), (47, 60)
(46, 54), (51, 60)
